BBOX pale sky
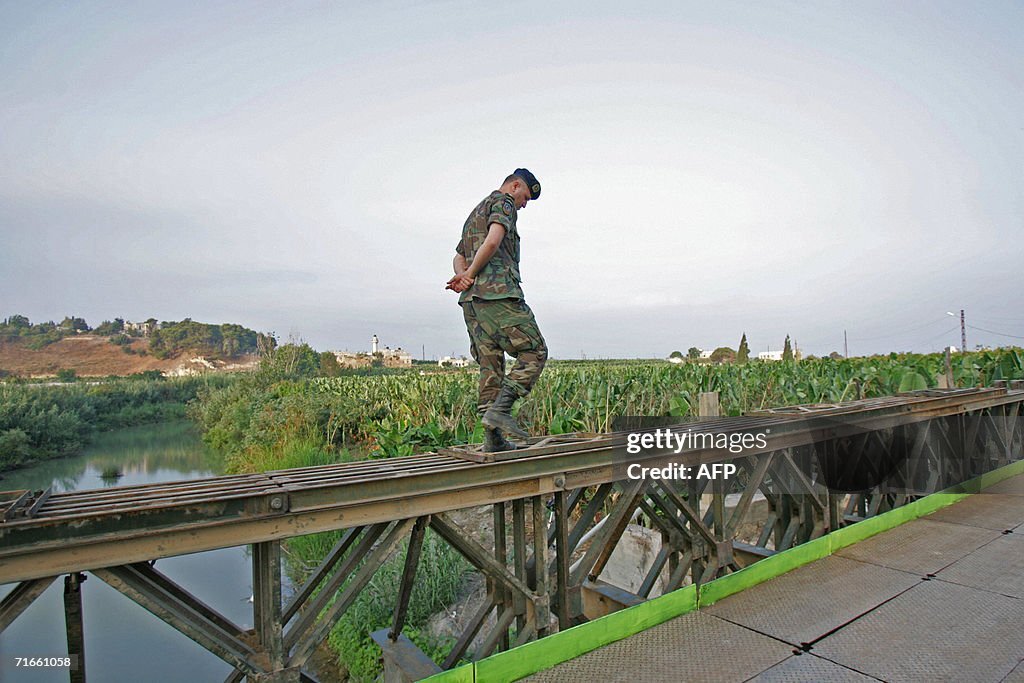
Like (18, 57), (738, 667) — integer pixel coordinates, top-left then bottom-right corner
(2, 1), (1022, 359)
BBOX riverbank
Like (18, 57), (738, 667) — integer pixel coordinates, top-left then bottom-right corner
(0, 374), (237, 472)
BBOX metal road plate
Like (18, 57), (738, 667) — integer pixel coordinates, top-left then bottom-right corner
(982, 474), (1024, 495)
(935, 533), (1024, 599)
(924, 493), (1024, 531)
(835, 518), (1001, 575)
(521, 611), (791, 683)
(813, 580), (1024, 683)
(748, 653), (877, 682)
(706, 555), (920, 646)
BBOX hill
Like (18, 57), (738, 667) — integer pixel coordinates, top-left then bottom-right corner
(0, 335), (259, 378)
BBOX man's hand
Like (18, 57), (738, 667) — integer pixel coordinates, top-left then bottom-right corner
(446, 273), (475, 292)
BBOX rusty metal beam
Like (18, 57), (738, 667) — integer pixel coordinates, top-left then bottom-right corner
(64, 573), (85, 683)
(253, 541), (285, 671)
(0, 575), (55, 631)
(92, 564), (264, 677)
(286, 518), (415, 668)
(389, 515), (429, 640)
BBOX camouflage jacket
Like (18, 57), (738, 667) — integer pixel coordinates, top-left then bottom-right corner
(456, 191), (524, 303)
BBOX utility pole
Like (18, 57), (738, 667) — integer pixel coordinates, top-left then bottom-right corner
(844, 329), (848, 359)
(960, 309), (966, 353)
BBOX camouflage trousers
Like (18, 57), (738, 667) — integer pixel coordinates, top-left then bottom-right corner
(461, 298), (548, 414)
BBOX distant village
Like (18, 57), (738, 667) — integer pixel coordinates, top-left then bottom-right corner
(332, 335), (470, 369)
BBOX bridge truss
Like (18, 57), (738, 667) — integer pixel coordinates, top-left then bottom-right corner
(1, 385), (1021, 682)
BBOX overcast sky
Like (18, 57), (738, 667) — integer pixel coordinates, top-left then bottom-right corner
(1, 1), (1022, 359)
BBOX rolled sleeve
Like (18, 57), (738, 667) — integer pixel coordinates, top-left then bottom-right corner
(487, 196), (516, 231)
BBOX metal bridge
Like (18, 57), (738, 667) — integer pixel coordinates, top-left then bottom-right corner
(1, 385), (1021, 682)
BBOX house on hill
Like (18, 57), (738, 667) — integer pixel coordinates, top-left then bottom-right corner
(333, 335), (413, 368)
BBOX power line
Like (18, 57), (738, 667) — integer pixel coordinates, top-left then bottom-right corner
(848, 317), (950, 342)
(965, 324), (1024, 340)
(970, 315), (1024, 326)
(908, 325), (960, 349)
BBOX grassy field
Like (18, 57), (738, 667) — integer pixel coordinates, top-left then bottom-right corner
(192, 348), (1024, 470)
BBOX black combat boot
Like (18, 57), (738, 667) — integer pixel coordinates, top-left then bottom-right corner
(484, 426), (519, 453)
(481, 385), (530, 439)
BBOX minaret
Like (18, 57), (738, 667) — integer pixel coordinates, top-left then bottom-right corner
(371, 334), (379, 354)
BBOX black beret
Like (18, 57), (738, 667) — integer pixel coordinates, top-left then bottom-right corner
(513, 168), (541, 199)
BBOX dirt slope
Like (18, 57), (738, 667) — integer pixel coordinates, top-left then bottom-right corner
(0, 335), (258, 377)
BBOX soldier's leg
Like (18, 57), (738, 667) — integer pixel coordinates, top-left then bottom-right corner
(478, 299), (545, 440)
(498, 300), (548, 398)
(462, 301), (505, 414)
(465, 301), (519, 451)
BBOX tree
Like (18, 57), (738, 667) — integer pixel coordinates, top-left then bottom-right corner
(94, 318), (125, 336)
(829, 351), (843, 360)
(782, 335), (793, 362)
(709, 347), (736, 364)
(266, 343), (320, 378)
(319, 351), (342, 377)
(687, 347), (701, 359)
(737, 333), (750, 364)
(60, 316), (90, 332)
(669, 350), (684, 360)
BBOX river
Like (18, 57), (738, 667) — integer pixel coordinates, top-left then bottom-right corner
(0, 421), (269, 682)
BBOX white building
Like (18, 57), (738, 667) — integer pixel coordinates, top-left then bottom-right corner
(758, 350), (784, 361)
(381, 346), (413, 366)
(439, 355), (471, 367)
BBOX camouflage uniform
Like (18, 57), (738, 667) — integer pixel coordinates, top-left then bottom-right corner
(457, 191), (547, 414)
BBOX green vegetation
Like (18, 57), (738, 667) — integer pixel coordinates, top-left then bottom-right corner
(2, 313), (272, 360)
(193, 348), (1024, 472)
(148, 319), (274, 359)
(737, 333), (750, 364)
(94, 318), (126, 336)
(1, 314), (75, 349)
(187, 345), (1024, 678)
(0, 375), (237, 471)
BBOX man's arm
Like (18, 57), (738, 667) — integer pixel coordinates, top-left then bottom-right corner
(446, 223), (505, 292)
(466, 223), (506, 278)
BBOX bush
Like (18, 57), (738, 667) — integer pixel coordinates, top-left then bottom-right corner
(56, 368), (77, 383)
(0, 428), (32, 468)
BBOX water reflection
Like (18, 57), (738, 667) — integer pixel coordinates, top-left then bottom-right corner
(0, 421), (225, 494)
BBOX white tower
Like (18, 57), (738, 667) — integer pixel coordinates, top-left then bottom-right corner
(371, 334), (379, 354)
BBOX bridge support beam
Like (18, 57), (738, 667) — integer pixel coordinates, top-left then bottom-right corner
(0, 575), (55, 631)
(64, 573), (86, 683)
(93, 563), (264, 678)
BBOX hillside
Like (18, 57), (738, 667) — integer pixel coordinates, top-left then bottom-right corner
(0, 335), (259, 378)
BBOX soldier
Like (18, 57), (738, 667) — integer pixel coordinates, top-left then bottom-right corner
(446, 169), (548, 452)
